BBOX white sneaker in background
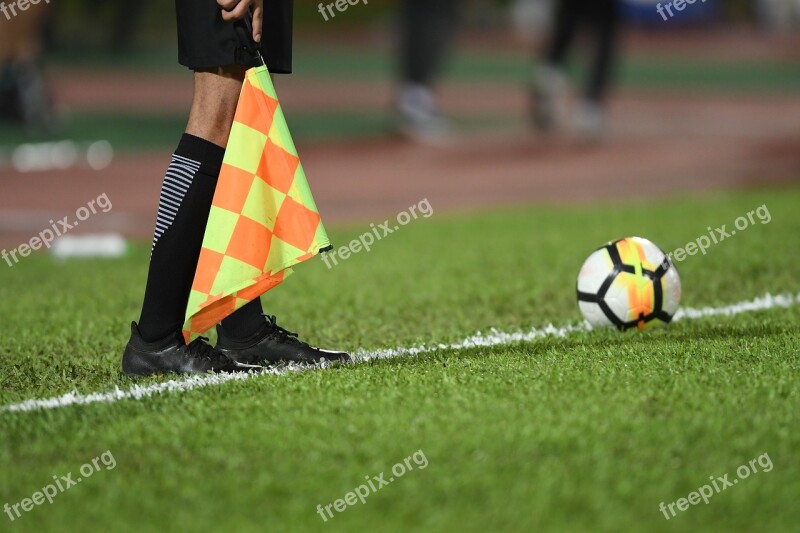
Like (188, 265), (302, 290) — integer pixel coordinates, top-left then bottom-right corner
(572, 100), (607, 142)
(531, 64), (569, 132)
(394, 84), (451, 146)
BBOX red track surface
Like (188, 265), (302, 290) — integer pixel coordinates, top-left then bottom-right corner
(2, 31), (800, 249)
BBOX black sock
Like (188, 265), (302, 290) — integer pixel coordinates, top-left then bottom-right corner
(138, 133), (225, 342)
(220, 298), (266, 340)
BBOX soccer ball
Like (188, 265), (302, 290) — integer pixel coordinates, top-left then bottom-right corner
(576, 237), (681, 331)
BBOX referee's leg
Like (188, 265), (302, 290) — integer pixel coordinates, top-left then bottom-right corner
(186, 66), (247, 148)
(136, 64), (269, 343)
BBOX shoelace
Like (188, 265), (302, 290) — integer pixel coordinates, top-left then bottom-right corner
(186, 336), (230, 365)
(261, 315), (309, 347)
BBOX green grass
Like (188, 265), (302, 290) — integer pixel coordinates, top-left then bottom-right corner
(0, 111), (388, 148)
(0, 110), (511, 150)
(1, 187), (799, 531)
(0, 112), (188, 149)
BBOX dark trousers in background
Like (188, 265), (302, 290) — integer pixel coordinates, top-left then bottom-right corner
(399, 0), (459, 86)
(546, 0), (621, 102)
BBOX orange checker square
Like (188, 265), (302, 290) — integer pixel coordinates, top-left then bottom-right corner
(256, 139), (299, 195)
(233, 79), (278, 137)
(192, 247), (226, 294)
(213, 164), (257, 214)
(184, 296), (238, 341)
(234, 270), (285, 301)
(225, 215), (273, 269)
(201, 294), (237, 319)
(272, 197), (321, 251)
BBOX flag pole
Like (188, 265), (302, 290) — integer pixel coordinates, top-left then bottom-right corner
(243, 12), (267, 68)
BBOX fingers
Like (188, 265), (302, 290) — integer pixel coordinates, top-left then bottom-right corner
(216, 0), (241, 12)
(251, 0), (263, 43)
(215, 0), (262, 44)
(217, 0), (253, 23)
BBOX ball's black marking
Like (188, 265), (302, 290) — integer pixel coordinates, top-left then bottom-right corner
(576, 291), (599, 303)
(577, 238), (676, 331)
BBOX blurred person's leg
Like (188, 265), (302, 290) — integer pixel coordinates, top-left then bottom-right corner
(572, 0), (620, 139)
(0, 1), (56, 131)
(531, 0), (580, 132)
(0, 1), (47, 60)
(395, 0), (459, 144)
(545, 0), (581, 68)
(584, 0), (619, 103)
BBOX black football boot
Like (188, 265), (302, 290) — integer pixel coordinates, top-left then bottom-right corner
(122, 322), (261, 377)
(216, 315), (351, 366)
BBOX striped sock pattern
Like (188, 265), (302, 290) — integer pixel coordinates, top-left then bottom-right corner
(152, 154), (201, 251)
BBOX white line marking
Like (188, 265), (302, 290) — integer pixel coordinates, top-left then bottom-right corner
(672, 292), (798, 320)
(3, 292), (798, 413)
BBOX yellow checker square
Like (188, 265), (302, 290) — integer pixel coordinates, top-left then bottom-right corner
(287, 165), (318, 211)
(241, 178), (285, 232)
(267, 105), (298, 157)
(210, 255), (264, 296)
(224, 122), (268, 175)
(250, 66), (277, 99)
(265, 233), (307, 273)
(201, 206), (241, 254)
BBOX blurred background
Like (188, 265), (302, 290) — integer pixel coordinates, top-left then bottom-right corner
(1, 0), (799, 252)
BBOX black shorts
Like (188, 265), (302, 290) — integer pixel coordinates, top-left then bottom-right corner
(175, 0), (293, 73)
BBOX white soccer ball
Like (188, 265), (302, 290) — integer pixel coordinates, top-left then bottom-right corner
(577, 237), (681, 330)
